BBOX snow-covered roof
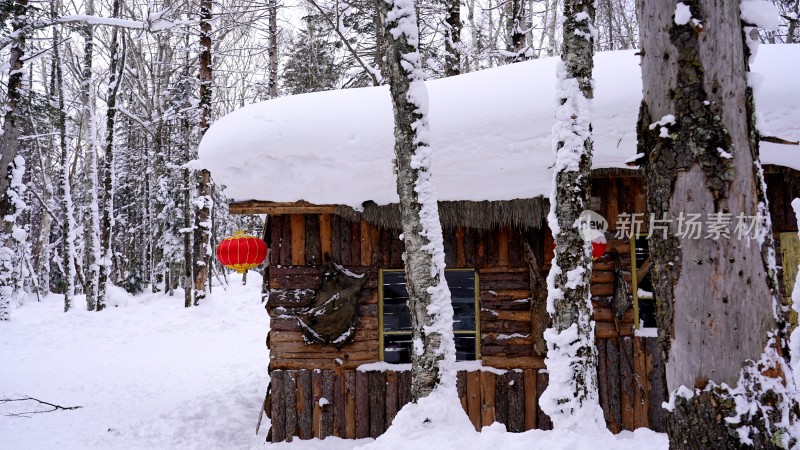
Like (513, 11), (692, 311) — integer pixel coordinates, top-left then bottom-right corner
(198, 45), (800, 209)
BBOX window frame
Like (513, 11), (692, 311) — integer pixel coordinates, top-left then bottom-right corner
(378, 268), (481, 362)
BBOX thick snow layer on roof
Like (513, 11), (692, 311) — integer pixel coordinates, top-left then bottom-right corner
(198, 45), (800, 208)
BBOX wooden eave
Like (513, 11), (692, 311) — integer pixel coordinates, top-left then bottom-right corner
(228, 200), (337, 215)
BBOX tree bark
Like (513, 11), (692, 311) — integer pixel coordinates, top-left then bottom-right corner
(268, 0), (279, 98)
(444, 0), (462, 75)
(540, 0), (604, 431)
(193, 0), (214, 306)
(97, 0), (123, 311)
(377, 0), (456, 401)
(637, 1), (792, 447)
(0, 0), (28, 321)
(81, 0), (99, 312)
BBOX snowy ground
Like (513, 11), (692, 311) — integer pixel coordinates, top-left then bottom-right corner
(1, 273), (667, 449)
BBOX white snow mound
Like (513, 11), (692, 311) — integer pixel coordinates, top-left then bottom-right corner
(199, 46), (800, 209)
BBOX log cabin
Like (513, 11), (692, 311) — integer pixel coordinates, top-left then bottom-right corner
(197, 46), (800, 442)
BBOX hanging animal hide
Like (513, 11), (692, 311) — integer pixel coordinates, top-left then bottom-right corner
(295, 261), (367, 346)
(611, 251), (632, 326)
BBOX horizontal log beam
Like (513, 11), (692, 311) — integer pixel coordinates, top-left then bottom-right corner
(229, 200), (338, 215)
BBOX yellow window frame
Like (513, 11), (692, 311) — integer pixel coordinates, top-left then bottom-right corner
(378, 268), (481, 361)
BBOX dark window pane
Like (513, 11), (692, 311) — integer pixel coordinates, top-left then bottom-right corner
(381, 270), (478, 361)
(383, 272), (411, 332)
(454, 335), (476, 361)
(383, 334), (413, 364)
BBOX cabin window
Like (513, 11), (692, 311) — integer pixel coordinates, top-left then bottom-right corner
(379, 269), (480, 363)
(631, 235), (657, 328)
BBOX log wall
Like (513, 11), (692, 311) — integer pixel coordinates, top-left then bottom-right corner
(259, 169), (800, 442)
(268, 337), (666, 442)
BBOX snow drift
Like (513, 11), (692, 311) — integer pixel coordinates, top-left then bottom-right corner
(198, 45), (800, 209)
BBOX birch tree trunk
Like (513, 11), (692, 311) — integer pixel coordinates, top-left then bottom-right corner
(539, 0), (604, 431)
(97, 0), (123, 311)
(637, 1), (796, 447)
(51, 3), (77, 313)
(0, 0), (28, 321)
(192, 0), (213, 306)
(268, 0), (279, 99)
(443, 0), (462, 76)
(377, 0), (457, 401)
(81, 0), (100, 311)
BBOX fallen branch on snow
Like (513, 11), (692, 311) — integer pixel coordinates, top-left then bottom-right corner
(0, 395), (83, 418)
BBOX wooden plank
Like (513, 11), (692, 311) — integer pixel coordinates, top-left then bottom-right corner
(305, 215), (321, 266)
(271, 371), (286, 442)
(270, 272), (320, 291)
(368, 371), (386, 438)
(620, 338), (636, 431)
(229, 201), (337, 215)
(466, 371), (481, 430)
(398, 370), (412, 409)
(331, 215), (342, 264)
(480, 371), (496, 427)
(607, 178), (619, 230)
(296, 370), (313, 440)
(380, 228), (392, 267)
(386, 370), (399, 428)
(269, 329), (378, 345)
(321, 370), (335, 438)
(284, 371), (298, 441)
(494, 372), (509, 428)
(481, 356), (544, 370)
(344, 370), (357, 439)
(647, 337), (668, 432)
(455, 226), (467, 267)
(334, 370), (346, 437)
(606, 338), (622, 433)
(595, 321), (634, 339)
(291, 215), (306, 265)
(523, 369), (537, 431)
(457, 371), (468, 416)
(536, 371), (552, 430)
(507, 370), (524, 432)
(463, 227), (477, 268)
(390, 229), (404, 268)
(498, 226), (510, 266)
(350, 221), (361, 266)
(597, 339), (610, 429)
(267, 289), (315, 309)
(633, 337), (649, 429)
(270, 215), (283, 266)
(281, 215), (293, 265)
(312, 369), (322, 438)
(444, 226), (457, 267)
(340, 217), (353, 266)
(320, 213), (332, 261)
(355, 370), (370, 438)
(361, 222), (373, 267)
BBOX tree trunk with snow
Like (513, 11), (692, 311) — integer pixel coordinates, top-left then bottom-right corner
(52, 8), (77, 313)
(443, 0), (462, 76)
(268, 0), (279, 99)
(0, 0), (28, 321)
(540, 0), (604, 431)
(81, 0), (100, 311)
(97, 0), (123, 311)
(192, 0), (213, 306)
(377, 0), (457, 401)
(637, 1), (796, 447)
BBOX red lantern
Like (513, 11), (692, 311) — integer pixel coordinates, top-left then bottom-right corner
(550, 235), (608, 261)
(216, 231), (268, 273)
(591, 235), (607, 260)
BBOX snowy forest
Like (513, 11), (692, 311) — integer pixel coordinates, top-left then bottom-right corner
(2, 0), (800, 448)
